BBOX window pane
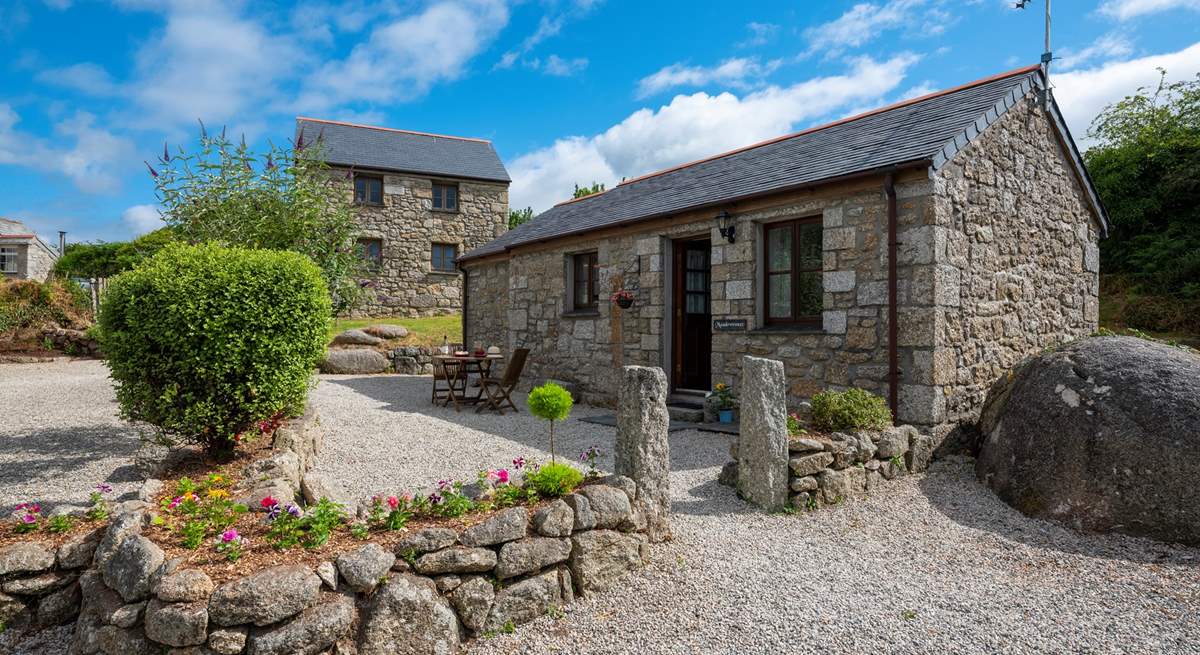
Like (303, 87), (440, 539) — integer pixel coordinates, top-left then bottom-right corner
(432, 185), (443, 209)
(354, 178), (366, 202)
(768, 273), (791, 319)
(767, 226), (792, 272)
(370, 179), (382, 204)
(686, 249), (706, 270)
(798, 222), (822, 270)
(686, 293), (707, 314)
(445, 186), (457, 210)
(686, 271), (707, 292)
(796, 271), (822, 317)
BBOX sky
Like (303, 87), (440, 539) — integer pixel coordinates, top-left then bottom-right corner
(1, 0), (1198, 245)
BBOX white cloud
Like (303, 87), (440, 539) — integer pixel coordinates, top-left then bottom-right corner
(898, 81), (938, 100)
(35, 62), (121, 96)
(0, 105), (133, 193)
(122, 204), (163, 234)
(299, 0), (509, 111)
(636, 57), (781, 98)
(1099, 0), (1200, 20)
(509, 54), (919, 213)
(803, 0), (952, 57)
(738, 21), (779, 48)
(1052, 41), (1200, 145)
(541, 55), (588, 77)
(1057, 33), (1134, 71)
(129, 2), (305, 130)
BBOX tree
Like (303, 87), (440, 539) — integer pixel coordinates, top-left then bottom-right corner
(149, 128), (368, 315)
(573, 182), (605, 199)
(527, 382), (573, 462)
(1084, 70), (1200, 300)
(54, 228), (176, 279)
(509, 206), (534, 230)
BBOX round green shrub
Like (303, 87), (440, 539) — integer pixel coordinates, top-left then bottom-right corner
(525, 461), (583, 497)
(527, 383), (573, 422)
(99, 242), (331, 456)
(810, 387), (893, 432)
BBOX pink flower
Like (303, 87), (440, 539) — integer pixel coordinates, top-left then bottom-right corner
(496, 469), (510, 484)
(221, 528), (239, 543)
(260, 496), (277, 509)
(436, 479), (452, 491)
(400, 492), (413, 503)
(13, 503), (26, 512)
(387, 496), (399, 510)
(512, 457), (526, 470)
(21, 514), (37, 524)
(169, 497), (183, 509)
(486, 470), (500, 483)
(28, 503), (40, 514)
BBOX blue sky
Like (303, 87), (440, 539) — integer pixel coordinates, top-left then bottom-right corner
(1, 0), (1198, 244)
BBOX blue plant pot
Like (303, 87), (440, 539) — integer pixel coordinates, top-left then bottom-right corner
(718, 409), (734, 423)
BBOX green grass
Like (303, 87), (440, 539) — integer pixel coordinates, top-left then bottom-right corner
(331, 314), (462, 349)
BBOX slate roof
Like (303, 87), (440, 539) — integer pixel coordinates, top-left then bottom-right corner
(294, 118), (510, 183)
(462, 64), (1106, 261)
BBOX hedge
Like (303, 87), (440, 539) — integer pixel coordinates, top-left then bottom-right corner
(99, 242), (330, 456)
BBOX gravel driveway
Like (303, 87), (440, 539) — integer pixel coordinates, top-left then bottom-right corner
(0, 359), (145, 512)
(313, 374), (1200, 655)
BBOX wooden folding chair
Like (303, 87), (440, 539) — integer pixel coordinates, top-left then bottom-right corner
(431, 344), (466, 405)
(476, 348), (529, 414)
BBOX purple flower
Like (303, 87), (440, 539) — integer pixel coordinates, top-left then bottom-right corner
(428, 491), (443, 505)
(265, 155), (275, 170)
(144, 161), (158, 178)
(21, 514), (37, 524)
(285, 504), (303, 518)
(512, 457), (525, 470)
(162, 142), (170, 163)
(296, 132), (305, 151)
(267, 504), (281, 520)
(221, 528), (239, 543)
(436, 479), (452, 491)
(96, 483), (113, 494)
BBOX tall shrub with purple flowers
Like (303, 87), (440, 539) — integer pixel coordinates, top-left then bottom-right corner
(149, 128), (368, 315)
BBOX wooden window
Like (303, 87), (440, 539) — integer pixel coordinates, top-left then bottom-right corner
(571, 251), (599, 311)
(432, 183), (458, 211)
(763, 218), (822, 326)
(354, 175), (383, 205)
(431, 243), (458, 272)
(357, 238), (383, 271)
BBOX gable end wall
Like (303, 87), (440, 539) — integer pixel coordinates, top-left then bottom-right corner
(926, 95), (1101, 431)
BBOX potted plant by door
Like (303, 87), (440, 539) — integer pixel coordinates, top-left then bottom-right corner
(610, 289), (635, 309)
(713, 383), (737, 423)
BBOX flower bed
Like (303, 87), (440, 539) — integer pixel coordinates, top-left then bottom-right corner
(0, 406), (666, 654)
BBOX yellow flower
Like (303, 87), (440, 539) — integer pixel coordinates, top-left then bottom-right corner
(715, 383), (727, 391)
(209, 475), (224, 485)
(207, 489), (229, 499)
(182, 492), (196, 502)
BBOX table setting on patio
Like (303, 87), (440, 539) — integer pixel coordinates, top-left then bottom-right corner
(431, 341), (528, 414)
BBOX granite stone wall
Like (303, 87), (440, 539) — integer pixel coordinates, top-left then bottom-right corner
(345, 171), (508, 318)
(924, 98), (1101, 432)
(464, 258), (510, 351)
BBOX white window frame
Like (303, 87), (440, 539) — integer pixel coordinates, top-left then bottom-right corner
(0, 247), (17, 274)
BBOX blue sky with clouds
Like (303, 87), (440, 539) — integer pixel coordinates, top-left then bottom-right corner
(1, 0), (1198, 244)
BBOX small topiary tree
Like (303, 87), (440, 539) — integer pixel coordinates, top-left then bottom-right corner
(99, 242), (330, 458)
(527, 382), (574, 462)
(810, 387), (893, 432)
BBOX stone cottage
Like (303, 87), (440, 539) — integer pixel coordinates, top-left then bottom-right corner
(458, 65), (1108, 439)
(295, 118), (510, 317)
(0, 218), (58, 282)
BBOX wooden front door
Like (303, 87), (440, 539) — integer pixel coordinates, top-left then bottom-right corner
(672, 239), (712, 390)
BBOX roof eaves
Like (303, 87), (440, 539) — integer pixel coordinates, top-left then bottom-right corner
(323, 160), (511, 184)
(294, 117), (493, 144)
(931, 74), (1036, 171)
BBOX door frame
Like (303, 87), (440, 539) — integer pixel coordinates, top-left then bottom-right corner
(669, 235), (713, 392)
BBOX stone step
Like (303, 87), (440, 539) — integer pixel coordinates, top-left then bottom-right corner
(667, 405), (704, 423)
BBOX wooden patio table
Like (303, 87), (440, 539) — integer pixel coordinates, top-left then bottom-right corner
(433, 353), (504, 411)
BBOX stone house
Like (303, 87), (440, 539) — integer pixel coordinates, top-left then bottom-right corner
(458, 65), (1109, 439)
(296, 118), (510, 317)
(0, 218), (58, 282)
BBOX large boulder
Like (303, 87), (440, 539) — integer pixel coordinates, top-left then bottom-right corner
(248, 594), (355, 655)
(976, 336), (1200, 545)
(208, 565), (321, 627)
(331, 329), (384, 346)
(319, 349), (390, 374)
(357, 574), (461, 655)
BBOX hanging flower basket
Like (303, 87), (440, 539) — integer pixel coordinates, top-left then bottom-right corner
(611, 289), (635, 309)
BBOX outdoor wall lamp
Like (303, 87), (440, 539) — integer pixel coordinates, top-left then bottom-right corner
(715, 210), (736, 243)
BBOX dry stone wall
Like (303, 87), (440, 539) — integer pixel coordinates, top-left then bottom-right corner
(344, 171), (508, 318)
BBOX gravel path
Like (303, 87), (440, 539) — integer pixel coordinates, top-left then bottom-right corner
(0, 360), (145, 513)
(313, 374), (1200, 655)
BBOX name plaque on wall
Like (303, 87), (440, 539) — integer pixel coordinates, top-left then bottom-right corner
(713, 319), (748, 332)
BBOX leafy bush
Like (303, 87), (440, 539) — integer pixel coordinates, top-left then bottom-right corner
(810, 388), (893, 432)
(151, 129), (368, 315)
(54, 228), (176, 279)
(525, 462), (583, 497)
(527, 382), (574, 461)
(99, 242), (330, 456)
